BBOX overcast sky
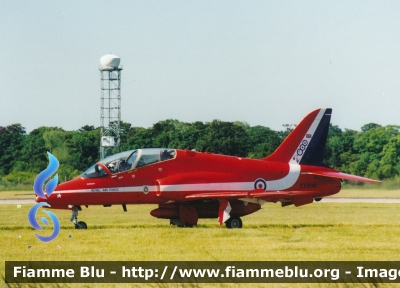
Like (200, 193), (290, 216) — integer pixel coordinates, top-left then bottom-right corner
(1, 1), (400, 133)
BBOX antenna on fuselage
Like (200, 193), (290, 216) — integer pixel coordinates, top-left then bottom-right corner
(99, 54), (123, 159)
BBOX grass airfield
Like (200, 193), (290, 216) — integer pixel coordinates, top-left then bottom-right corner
(2, 190), (400, 287)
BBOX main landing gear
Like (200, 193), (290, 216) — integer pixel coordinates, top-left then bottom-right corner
(71, 206), (87, 229)
(225, 216), (243, 229)
(169, 217), (243, 228)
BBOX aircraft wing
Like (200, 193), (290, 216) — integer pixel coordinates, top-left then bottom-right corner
(304, 171), (381, 183)
(184, 191), (249, 199)
(184, 190), (317, 206)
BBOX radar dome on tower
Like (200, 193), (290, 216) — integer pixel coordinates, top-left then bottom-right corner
(100, 54), (121, 70)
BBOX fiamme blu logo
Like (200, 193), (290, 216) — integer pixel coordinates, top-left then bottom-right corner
(28, 152), (61, 242)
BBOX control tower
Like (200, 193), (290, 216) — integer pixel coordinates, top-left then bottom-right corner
(99, 54), (123, 159)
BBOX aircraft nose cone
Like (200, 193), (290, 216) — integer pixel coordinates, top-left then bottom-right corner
(35, 196), (46, 203)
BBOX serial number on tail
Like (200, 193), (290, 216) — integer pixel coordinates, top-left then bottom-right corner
(300, 183), (317, 189)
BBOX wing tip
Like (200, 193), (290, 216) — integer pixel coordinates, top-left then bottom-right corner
(307, 171), (381, 183)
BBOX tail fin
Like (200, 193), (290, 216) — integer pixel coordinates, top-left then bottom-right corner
(265, 108), (332, 165)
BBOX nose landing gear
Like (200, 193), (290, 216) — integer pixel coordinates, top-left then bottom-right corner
(70, 206), (87, 229)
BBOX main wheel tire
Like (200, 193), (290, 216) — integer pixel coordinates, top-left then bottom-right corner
(225, 216), (242, 229)
(75, 221), (87, 229)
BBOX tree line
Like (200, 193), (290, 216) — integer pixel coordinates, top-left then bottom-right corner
(1, 119), (399, 188)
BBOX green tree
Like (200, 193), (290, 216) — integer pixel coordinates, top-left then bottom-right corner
(351, 125), (400, 178)
(169, 121), (206, 150)
(123, 127), (154, 150)
(377, 135), (400, 179)
(0, 124), (26, 175)
(196, 120), (248, 156)
(13, 127), (48, 174)
(70, 128), (100, 169)
(361, 123), (381, 132)
(152, 120), (179, 148)
(246, 125), (281, 158)
(325, 126), (359, 170)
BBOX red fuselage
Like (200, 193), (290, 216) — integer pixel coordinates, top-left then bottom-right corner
(37, 149), (341, 209)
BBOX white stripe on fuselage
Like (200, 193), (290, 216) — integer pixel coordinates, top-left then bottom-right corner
(56, 186), (157, 193)
(57, 164), (301, 194)
(160, 164), (300, 192)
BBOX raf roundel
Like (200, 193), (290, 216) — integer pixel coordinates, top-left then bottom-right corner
(254, 179), (267, 190)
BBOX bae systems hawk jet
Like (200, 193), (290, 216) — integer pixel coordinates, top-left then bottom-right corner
(36, 108), (379, 229)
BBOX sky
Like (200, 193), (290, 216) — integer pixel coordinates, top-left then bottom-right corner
(1, 1), (400, 133)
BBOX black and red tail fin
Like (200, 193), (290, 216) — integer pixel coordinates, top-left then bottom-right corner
(265, 108), (332, 165)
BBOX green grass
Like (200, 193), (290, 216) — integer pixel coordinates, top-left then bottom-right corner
(2, 192), (400, 287)
(2, 203), (400, 259)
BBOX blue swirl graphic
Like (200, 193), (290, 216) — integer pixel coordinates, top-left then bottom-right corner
(28, 202), (60, 242)
(29, 152), (61, 242)
(33, 152), (59, 198)
(41, 217), (49, 226)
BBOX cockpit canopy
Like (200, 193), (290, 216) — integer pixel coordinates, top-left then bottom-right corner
(81, 148), (176, 179)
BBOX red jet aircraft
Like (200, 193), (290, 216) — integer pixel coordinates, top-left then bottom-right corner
(36, 108), (379, 229)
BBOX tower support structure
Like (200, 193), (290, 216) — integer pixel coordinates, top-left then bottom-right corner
(99, 54), (122, 159)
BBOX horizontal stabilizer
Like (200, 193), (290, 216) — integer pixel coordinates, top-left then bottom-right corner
(305, 171), (381, 183)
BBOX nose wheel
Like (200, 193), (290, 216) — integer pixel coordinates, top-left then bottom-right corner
(70, 206), (88, 230)
(75, 221), (87, 229)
